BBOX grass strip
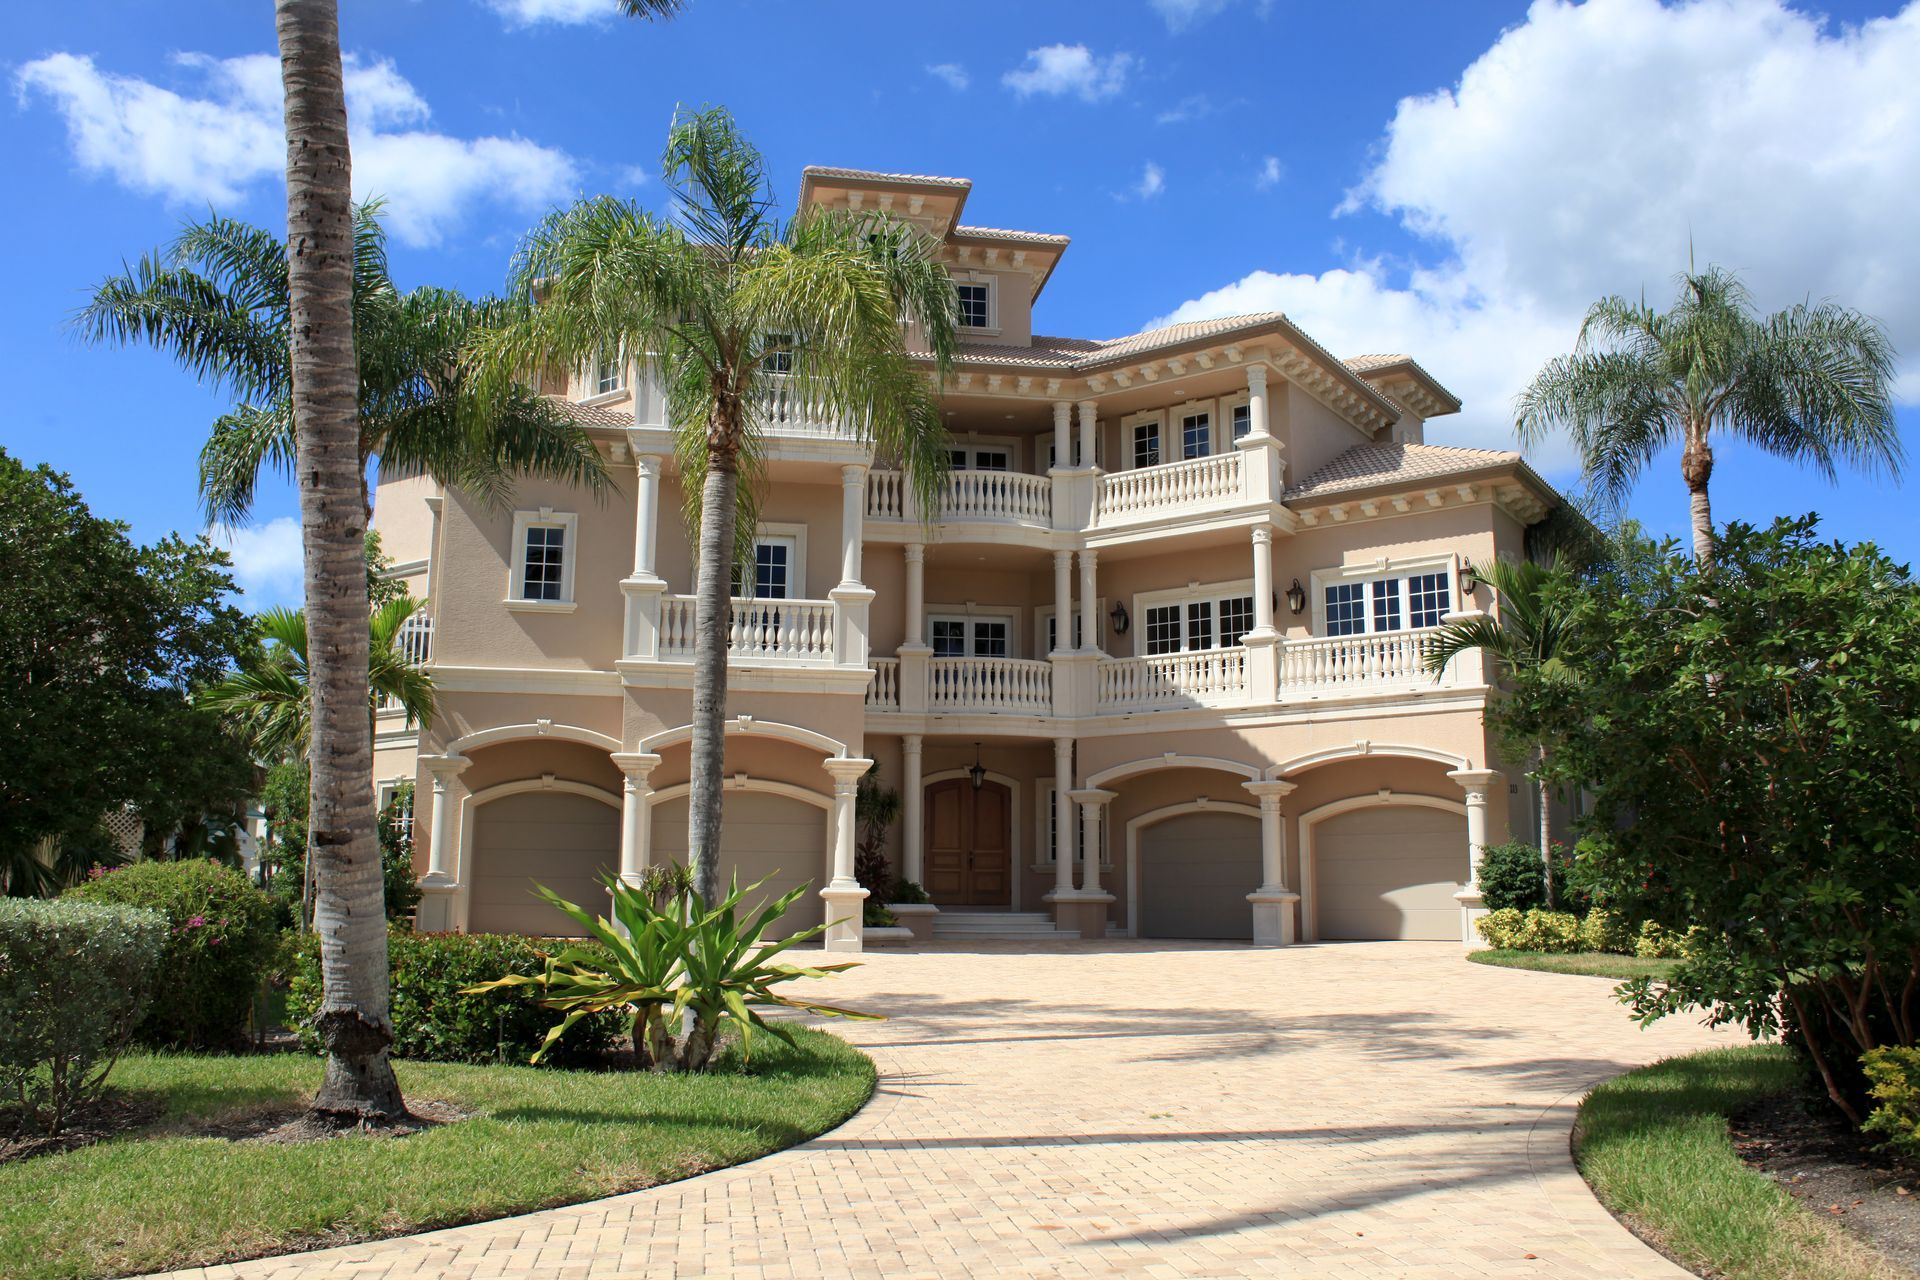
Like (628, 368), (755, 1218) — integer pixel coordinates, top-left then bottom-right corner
(1469, 948), (1680, 980)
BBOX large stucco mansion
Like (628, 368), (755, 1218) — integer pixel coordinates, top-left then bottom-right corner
(372, 166), (1559, 951)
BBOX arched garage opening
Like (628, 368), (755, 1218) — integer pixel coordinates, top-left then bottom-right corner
(649, 783), (828, 939)
(1128, 802), (1262, 940)
(466, 782), (620, 935)
(1303, 797), (1467, 941)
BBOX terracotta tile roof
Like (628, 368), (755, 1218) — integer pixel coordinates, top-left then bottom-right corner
(801, 166), (971, 189)
(549, 395), (630, 429)
(951, 224), (1070, 244)
(1344, 354), (1414, 372)
(1286, 443), (1522, 501)
(1081, 313), (1287, 365)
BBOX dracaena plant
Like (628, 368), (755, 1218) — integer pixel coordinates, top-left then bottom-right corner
(467, 874), (878, 1072)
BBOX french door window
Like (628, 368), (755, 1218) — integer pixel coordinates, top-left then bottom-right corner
(733, 535), (798, 599)
(930, 615), (1009, 657)
(1132, 421), (1161, 469)
(1181, 411), (1212, 459)
(1142, 592), (1256, 655)
(1323, 570), (1452, 636)
(950, 445), (1011, 471)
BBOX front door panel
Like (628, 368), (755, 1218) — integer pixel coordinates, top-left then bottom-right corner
(924, 778), (1012, 907)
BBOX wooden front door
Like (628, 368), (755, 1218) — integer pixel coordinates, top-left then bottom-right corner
(924, 778), (1012, 907)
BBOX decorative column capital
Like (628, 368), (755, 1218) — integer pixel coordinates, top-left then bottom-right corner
(1076, 398), (1098, 415)
(1447, 768), (1501, 803)
(1053, 548), (1073, 569)
(631, 451), (663, 478)
(841, 462), (868, 487)
(1251, 524), (1273, 547)
(420, 753), (468, 781)
(1052, 400), (1072, 423)
(1242, 779), (1297, 811)
(611, 751), (662, 782)
(824, 756), (875, 790)
(1247, 363), (1268, 393)
(901, 733), (924, 755)
(1068, 787), (1117, 810)
(904, 541), (925, 563)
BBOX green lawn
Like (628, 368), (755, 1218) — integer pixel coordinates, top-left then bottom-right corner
(0, 1030), (873, 1280)
(1576, 1045), (1902, 1280)
(1468, 948), (1679, 980)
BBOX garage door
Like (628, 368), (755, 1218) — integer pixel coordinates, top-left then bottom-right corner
(1138, 811), (1260, 940)
(1314, 805), (1465, 941)
(651, 791), (826, 939)
(468, 791), (618, 936)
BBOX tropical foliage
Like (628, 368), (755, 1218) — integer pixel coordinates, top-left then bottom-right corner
(480, 106), (958, 904)
(1517, 265), (1899, 563)
(0, 452), (254, 894)
(1497, 517), (1920, 1124)
(467, 875), (879, 1073)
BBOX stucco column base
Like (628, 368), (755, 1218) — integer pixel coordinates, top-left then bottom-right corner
(820, 885), (870, 953)
(1050, 893), (1114, 940)
(887, 902), (938, 944)
(1454, 886), (1490, 949)
(416, 883), (457, 933)
(1247, 890), (1300, 946)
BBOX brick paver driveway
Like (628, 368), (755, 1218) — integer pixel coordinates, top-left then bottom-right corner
(170, 941), (1731, 1280)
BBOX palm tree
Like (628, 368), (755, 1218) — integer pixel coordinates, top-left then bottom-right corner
(204, 598), (436, 762)
(270, 0), (400, 1123)
(77, 206), (610, 525)
(1424, 557), (1575, 903)
(1516, 265), (1899, 566)
(482, 106), (957, 905)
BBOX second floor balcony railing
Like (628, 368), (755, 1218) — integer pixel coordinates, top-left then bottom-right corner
(376, 610), (433, 715)
(927, 656), (1053, 713)
(1096, 648), (1250, 711)
(1095, 451), (1242, 526)
(659, 595), (836, 663)
(866, 468), (1052, 526)
(1279, 631), (1431, 690)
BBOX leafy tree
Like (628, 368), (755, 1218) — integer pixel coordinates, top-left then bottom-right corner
(1499, 517), (1920, 1123)
(0, 453), (255, 894)
(854, 772), (901, 897)
(1517, 266), (1899, 565)
(482, 107), (957, 905)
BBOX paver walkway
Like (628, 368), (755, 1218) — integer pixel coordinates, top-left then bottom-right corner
(167, 941), (1732, 1280)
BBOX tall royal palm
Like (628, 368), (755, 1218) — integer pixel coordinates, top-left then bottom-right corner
(78, 206), (609, 525)
(485, 107), (956, 905)
(1424, 557), (1574, 902)
(1516, 266), (1899, 565)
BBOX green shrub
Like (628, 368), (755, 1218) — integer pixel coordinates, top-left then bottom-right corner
(1860, 1047), (1920, 1159)
(1476, 907), (1525, 949)
(0, 899), (167, 1134)
(887, 878), (931, 905)
(1478, 842), (1549, 912)
(287, 928), (622, 1066)
(1579, 909), (1639, 955)
(1477, 907), (1586, 953)
(65, 860), (278, 1050)
(1634, 921), (1697, 959)
(862, 900), (897, 927)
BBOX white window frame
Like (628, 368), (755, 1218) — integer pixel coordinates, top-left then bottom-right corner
(507, 508), (579, 612)
(1132, 579), (1258, 654)
(1034, 780), (1113, 870)
(952, 272), (999, 334)
(1033, 601), (1104, 656)
(737, 522), (808, 599)
(375, 777), (415, 841)
(1124, 409), (1165, 471)
(925, 603), (1018, 657)
(1309, 554), (1461, 637)
(1224, 392), (1253, 443)
(947, 435), (1020, 472)
(1172, 397), (1219, 460)
(581, 348), (625, 402)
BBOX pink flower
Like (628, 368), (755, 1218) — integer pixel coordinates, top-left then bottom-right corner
(185, 914), (207, 928)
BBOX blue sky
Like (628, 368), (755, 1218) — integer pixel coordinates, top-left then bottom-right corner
(7, 0), (1918, 606)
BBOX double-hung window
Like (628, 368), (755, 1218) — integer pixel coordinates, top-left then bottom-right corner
(955, 282), (990, 329)
(509, 510), (578, 609)
(1320, 567), (1454, 636)
(929, 614), (1009, 657)
(1140, 584), (1257, 655)
(591, 350), (624, 397)
(1180, 411), (1212, 459)
(1132, 420), (1162, 469)
(1231, 403), (1252, 441)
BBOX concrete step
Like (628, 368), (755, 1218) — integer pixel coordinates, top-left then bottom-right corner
(932, 911), (1080, 941)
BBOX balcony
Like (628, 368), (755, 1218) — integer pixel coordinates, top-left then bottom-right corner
(1094, 452), (1243, 528)
(1278, 631), (1432, 691)
(658, 596), (837, 664)
(866, 468), (1052, 527)
(376, 611), (432, 715)
(928, 657), (1052, 713)
(1096, 648), (1249, 712)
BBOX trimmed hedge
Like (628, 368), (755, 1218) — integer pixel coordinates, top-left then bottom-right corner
(65, 860), (279, 1049)
(1861, 1046), (1920, 1160)
(1477, 842), (1549, 912)
(287, 928), (623, 1066)
(1477, 905), (1698, 959)
(0, 898), (167, 1133)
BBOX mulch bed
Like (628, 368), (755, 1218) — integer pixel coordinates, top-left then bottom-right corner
(1732, 1090), (1920, 1273)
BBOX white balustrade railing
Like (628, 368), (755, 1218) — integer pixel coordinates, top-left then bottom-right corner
(658, 595), (836, 663)
(1095, 452), (1243, 525)
(377, 611), (432, 714)
(865, 468), (1051, 525)
(1280, 631), (1436, 691)
(1096, 648), (1249, 710)
(867, 658), (900, 709)
(927, 657), (1052, 713)
(752, 381), (861, 440)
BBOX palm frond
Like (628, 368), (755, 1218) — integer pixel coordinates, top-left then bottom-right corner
(199, 403), (297, 526)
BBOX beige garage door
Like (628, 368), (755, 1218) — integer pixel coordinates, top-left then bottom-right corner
(1314, 805), (1466, 941)
(468, 790), (618, 936)
(651, 791), (826, 939)
(1138, 811), (1260, 940)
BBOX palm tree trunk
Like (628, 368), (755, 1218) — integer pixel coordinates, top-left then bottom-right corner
(275, 0), (404, 1123)
(687, 420), (740, 908)
(1537, 772), (1554, 909)
(1682, 432), (1715, 566)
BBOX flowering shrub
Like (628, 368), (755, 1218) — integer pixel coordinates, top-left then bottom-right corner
(1476, 907), (1585, 953)
(66, 859), (278, 1049)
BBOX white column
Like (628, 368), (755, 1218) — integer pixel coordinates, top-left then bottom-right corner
(1250, 526), (1276, 635)
(1071, 789), (1117, 895)
(1051, 737), (1078, 898)
(904, 543), (925, 644)
(1052, 549), (1073, 655)
(610, 753), (661, 889)
(821, 757), (874, 953)
(1078, 548), (1099, 655)
(630, 453), (664, 579)
(1077, 400), (1098, 469)
(419, 754), (468, 883)
(838, 463), (866, 588)
(1449, 767), (1501, 947)
(901, 735), (925, 887)
(1246, 364), (1271, 440)
(1244, 779), (1299, 945)
(1052, 400), (1072, 470)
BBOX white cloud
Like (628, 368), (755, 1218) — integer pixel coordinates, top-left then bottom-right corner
(481, 0), (622, 25)
(1133, 161), (1166, 200)
(1002, 45), (1135, 102)
(1255, 155), (1283, 190)
(926, 63), (970, 91)
(16, 50), (578, 248)
(1151, 0), (1271, 32)
(616, 163), (651, 189)
(211, 517), (305, 606)
(1155, 93), (1213, 124)
(1154, 0), (1920, 454)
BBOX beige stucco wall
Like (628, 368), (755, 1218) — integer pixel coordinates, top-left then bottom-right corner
(1282, 384), (1375, 484)
(369, 471), (439, 568)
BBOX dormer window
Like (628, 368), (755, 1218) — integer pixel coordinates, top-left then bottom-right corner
(956, 281), (990, 329)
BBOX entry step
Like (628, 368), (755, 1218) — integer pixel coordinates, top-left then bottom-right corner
(932, 911), (1081, 940)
